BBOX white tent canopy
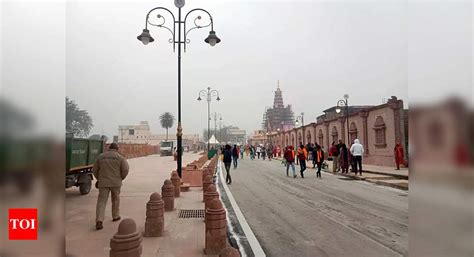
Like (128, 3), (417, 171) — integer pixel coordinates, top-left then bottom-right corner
(208, 135), (219, 144)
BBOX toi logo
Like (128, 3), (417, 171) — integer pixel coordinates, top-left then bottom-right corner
(8, 208), (38, 240)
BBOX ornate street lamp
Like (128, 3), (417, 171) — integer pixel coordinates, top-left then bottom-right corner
(335, 94), (350, 144)
(138, 2), (220, 178)
(197, 87), (221, 152)
(295, 112), (305, 145)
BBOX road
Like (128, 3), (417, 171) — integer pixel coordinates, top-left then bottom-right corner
(227, 157), (408, 257)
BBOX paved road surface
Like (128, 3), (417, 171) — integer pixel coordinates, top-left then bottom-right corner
(227, 158), (408, 257)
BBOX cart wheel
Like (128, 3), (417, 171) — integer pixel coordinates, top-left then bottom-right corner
(79, 180), (92, 195)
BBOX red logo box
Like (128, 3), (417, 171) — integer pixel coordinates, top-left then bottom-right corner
(8, 208), (38, 240)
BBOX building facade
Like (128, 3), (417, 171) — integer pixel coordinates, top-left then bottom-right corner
(117, 121), (200, 147)
(267, 96), (408, 167)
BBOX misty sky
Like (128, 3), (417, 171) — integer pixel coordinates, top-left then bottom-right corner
(2, 1), (471, 139)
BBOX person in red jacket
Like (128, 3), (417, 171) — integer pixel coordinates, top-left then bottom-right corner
(394, 142), (405, 170)
(284, 145), (296, 178)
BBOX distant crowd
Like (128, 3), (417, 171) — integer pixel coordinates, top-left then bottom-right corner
(219, 138), (405, 181)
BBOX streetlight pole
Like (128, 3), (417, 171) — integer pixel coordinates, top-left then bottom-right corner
(137, 2), (221, 178)
(336, 94), (350, 145)
(197, 87), (220, 152)
(295, 112), (305, 144)
(213, 113), (222, 142)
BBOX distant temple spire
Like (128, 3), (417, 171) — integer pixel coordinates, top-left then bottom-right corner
(273, 81), (284, 109)
(262, 81), (294, 131)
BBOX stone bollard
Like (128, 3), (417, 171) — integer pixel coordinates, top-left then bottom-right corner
(144, 192), (164, 237)
(161, 179), (175, 211)
(204, 184), (219, 221)
(110, 218), (143, 257)
(202, 175), (213, 202)
(202, 168), (211, 184)
(205, 199), (227, 255)
(170, 171), (181, 197)
(219, 246), (241, 257)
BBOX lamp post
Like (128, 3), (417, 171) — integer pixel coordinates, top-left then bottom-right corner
(335, 94), (350, 145)
(138, 2), (221, 178)
(197, 87), (221, 152)
(295, 112), (305, 145)
(218, 116), (223, 143)
(213, 112), (222, 141)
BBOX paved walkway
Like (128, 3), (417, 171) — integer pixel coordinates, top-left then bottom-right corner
(66, 152), (216, 257)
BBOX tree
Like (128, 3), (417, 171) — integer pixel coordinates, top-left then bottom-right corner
(159, 112), (175, 141)
(66, 97), (93, 138)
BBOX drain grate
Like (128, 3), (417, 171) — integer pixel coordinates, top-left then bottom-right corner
(178, 209), (205, 219)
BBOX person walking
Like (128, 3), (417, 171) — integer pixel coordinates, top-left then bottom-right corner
(350, 139), (364, 175)
(93, 143), (129, 230)
(277, 145), (282, 158)
(297, 144), (308, 178)
(232, 144), (239, 168)
(339, 143), (349, 173)
(311, 144), (317, 168)
(394, 142), (405, 170)
(240, 145), (244, 159)
(329, 141), (340, 173)
(256, 145), (261, 159)
(284, 145), (296, 178)
(261, 146), (267, 160)
(223, 144), (233, 184)
(250, 145), (255, 160)
(314, 144), (324, 178)
(267, 145), (273, 161)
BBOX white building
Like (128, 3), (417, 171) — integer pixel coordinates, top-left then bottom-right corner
(117, 121), (200, 146)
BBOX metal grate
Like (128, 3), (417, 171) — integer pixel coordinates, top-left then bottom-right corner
(178, 209), (205, 219)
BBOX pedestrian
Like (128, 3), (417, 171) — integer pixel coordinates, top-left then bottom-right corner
(250, 145), (255, 160)
(314, 144), (324, 178)
(394, 142), (405, 170)
(311, 143), (318, 168)
(256, 145), (261, 159)
(306, 142), (312, 161)
(297, 144), (307, 178)
(232, 144), (239, 168)
(267, 145), (273, 161)
(329, 141), (340, 173)
(350, 139), (364, 175)
(336, 139), (344, 171)
(240, 145), (244, 159)
(277, 145), (282, 158)
(223, 144), (233, 184)
(284, 145), (296, 178)
(93, 143), (129, 230)
(261, 146), (267, 160)
(339, 143), (349, 173)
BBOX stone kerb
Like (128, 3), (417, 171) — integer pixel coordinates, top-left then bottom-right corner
(144, 192), (164, 237)
(219, 246), (241, 257)
(205, 199), (227, 255)
(110, 218), (143, 257)
(161, 179), (175, 212)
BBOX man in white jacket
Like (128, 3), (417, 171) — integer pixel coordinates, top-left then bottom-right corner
(350, 139), (364, 175)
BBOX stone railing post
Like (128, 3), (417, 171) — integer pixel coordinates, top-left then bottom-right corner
(205, 199), (227, 255)
(171, 171), (181, 197)
(144, 192), (164, 237)
(161, 179), (175, 211)
(110, 218), (142, 257)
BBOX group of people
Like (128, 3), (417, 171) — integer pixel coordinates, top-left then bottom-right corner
(281, 138), (366, 179)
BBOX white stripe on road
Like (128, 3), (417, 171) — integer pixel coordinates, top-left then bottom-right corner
(218, 160), (266, 257)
